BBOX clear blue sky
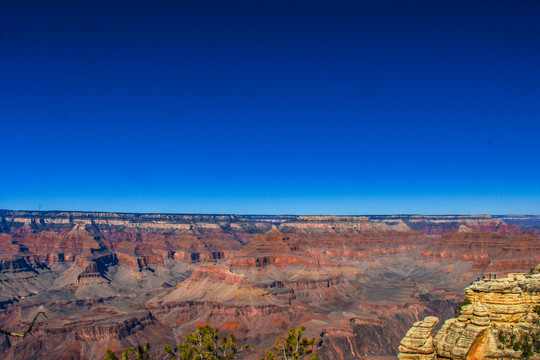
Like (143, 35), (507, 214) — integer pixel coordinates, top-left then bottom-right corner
(1, 0), (539, 214)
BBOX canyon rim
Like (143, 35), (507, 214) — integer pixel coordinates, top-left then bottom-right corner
(0, 211), (539, 359)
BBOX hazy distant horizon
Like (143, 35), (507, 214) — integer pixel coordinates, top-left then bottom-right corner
(1, 208), (539, 217)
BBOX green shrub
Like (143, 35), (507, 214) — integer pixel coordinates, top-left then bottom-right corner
(453, 298), (472, 316)
(261, 326), (318, 360)
(498, 330), (507, 344)
(103, 325), (249, 360)
(522, 341), (533, 358)
(103, 344), (155, 360)
(165, 325), (249, 360)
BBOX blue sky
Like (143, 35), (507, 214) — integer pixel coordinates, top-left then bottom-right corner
(1, 1), (539, 214)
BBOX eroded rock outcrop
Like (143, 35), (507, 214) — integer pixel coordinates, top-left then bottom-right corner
(398, 266), (540, 359)
(398, 316), (439, 359)
(434, 302), (492, 359)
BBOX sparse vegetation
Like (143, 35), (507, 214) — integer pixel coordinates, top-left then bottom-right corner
(498, 329), (507, 344)
(497, 328), (540, 359)
(0, 312), (47, 338)
(103, 325), (250, 360)
(102, 326), (319, 360)
(261, 326), (319, 360)
(103, 344), (156, 360)
(453, 298), (472, 316)
(164, 325), (249, 359)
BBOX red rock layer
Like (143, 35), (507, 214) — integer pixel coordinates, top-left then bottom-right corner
(0, 211), (539, 360)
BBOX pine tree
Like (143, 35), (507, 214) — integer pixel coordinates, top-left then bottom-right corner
(262, 326), (319, 360)
(103, 344), (155, 360)
(164, 325), (249, 359)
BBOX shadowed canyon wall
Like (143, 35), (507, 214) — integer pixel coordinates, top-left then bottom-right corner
(0, 211), (539, 359)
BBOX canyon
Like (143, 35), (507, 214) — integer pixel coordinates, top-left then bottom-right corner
(0, 210), (539, 359)
(398, 264), (540, 359)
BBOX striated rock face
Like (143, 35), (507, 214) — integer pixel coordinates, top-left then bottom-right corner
(0, 210), (539, 360)
(0, 255), (46, 273)
(398, 316), (439, 359)
(433, 302), (492, 359)
(398, 267), (540, 359)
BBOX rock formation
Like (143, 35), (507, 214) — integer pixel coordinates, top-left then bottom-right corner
(0, 210), (539, 359)
(398, 316), (439, 359)
(398, 266), (540, 359)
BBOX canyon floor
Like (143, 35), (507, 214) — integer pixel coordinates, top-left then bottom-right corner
(0, 211), (539, 359)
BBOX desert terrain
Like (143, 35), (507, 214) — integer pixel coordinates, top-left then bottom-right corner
(0, 211), (539, 359)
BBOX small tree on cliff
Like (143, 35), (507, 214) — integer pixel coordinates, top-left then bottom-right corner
(103, 344), (156, 360)
(0, 280), (49, 339)
(262, 326), (319, 360)
(164, 325), (249, 359)
(0, 311), (47, 339)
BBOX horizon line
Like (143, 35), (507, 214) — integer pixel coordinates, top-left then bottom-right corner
(1, 209), (538, 217)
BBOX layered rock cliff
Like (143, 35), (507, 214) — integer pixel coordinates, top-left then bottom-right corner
(398, 265), (540, 359)
(0, 210), (539, 360)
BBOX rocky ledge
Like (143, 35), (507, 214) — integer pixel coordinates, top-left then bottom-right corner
(398, 264), (540, 359)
